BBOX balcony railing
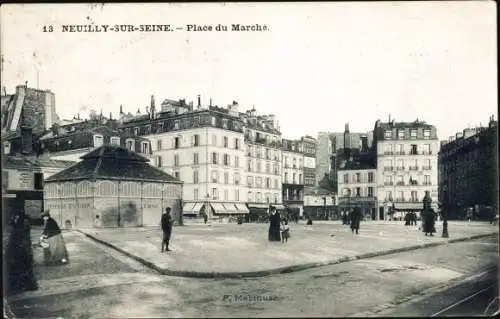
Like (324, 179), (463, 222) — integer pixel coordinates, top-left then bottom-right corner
(422, 166), (432, 170)
(384, 182), (394, 186)
(396, 181), (405, 186)
(409, 181), (419, 185)
(383, 151), (394, 155)
(409, 166), (419, 170)
(395, 151), (406, 155)
(422, 151), (432, 155)
(384, 166), (393, 171)
(423, 182), (432, 186)
(396, 166), (405, 171)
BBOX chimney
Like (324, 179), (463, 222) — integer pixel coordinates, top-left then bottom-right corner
(344, 123), (350, 133)
(119, 105), (124, 115)
(150, 95), (155, 119)
(197, 95), (201, 108)
(2, 86), (6, 96)
(109, 112), (112, 120)
(25, 81), (28, 88)
(388, 114), (391, 123)
(361, 136), (368, 152)
(21, 126), (33, 154)
(209, 98), (212, 107)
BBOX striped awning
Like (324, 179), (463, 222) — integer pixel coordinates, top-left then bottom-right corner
(248, 203), (269, 209)
(183, 202), (204, 215)
(235, 203), (250, 214)
(222, 203), (239, 214)
(210, 203), (227, 214)
(393, 202), (424, 211)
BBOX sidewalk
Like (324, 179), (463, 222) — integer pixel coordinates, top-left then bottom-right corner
(78, 221), (498, 278)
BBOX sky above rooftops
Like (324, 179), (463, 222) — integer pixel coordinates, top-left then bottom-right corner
(1, 2), (496, 141)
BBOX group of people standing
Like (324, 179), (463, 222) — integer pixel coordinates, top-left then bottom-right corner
(5, 208), (69, 296)
(404, 212), (418, 226)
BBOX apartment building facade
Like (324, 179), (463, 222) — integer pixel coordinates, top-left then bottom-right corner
(242, 109), (283, 216)
(374, 119), (439, 220)
(121, 97), (249, 219)
(337, 161), (377, 220)
(438, 116), (498, 220)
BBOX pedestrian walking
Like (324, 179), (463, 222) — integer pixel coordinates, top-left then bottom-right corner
(40, 210), (69, 266)
(350, 207), (362, 235)
(161, 207), (173, 252)
(5, 208), (38, 295)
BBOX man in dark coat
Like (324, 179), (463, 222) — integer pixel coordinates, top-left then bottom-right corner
(350, 207), (362, 235)
(5, 209), (38, 295)
(422, 209), (436, 236)
(161, 207), (173, 252)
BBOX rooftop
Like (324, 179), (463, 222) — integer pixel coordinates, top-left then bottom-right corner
(46, 145), (180, 183)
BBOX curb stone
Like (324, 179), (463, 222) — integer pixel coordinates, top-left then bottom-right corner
(76, 230), (497, 279)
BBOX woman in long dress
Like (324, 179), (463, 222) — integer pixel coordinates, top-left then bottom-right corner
(40, 211), (69, 266)
(5, 209), (38, 295)
(268, 206), (281, 242)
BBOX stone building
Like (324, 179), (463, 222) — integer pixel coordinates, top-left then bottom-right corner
(316, 125), (373, 191)
(44, 145), (182, 228)
(281, 138), (305, 217)
(300, 135), (317, 187)
(120, 96), (251, 220)
(303, 186), (337, 220)
(1, 83), (58, 136)
(2, 127), (73, 222)
(243, 107), (283, 218)
(438, 116), (498, 220)
(373, 118), (439, 220)
(337, 156), (377, 220)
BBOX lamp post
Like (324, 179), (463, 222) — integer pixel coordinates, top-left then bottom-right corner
(442, 186), (449, 238)
(323, 196), (327, 220)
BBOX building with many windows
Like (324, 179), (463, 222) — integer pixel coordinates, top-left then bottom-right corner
(121, 96), (250, 220)
(242, 108), (283, 218)
(373, 119), (439, 220)
(438, 116), (498, 220)
(301, 135), (317, 187)
(281, 138), (305, 217)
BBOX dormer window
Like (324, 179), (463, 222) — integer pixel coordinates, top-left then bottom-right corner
(398, 130), (405, 139)
(3, 142), (11, 155)
(222, 119), (228, 129)
(93, 134), (104, 147)
(110, 136), (121, 146)
(211, 116), (216, 126)
(174, 120), (179, 129)
(134, 127), (139, 136)
(384, 130), (392, 139)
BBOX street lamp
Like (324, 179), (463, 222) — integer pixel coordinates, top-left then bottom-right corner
(442, 186), (449, 238)
(323, 196), (327, 220)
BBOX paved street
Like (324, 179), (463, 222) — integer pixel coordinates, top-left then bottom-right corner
(79, 221), (497, 275)
(5, 228), (499, 318)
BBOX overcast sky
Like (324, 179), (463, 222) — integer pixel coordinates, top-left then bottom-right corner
(1, 2), (497, 140)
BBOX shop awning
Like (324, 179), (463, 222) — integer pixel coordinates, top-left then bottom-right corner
(235, 203), (250, 214)
(393, 202), (424, 211)
(248, 203), (269, 209)
(222, 203), (239, 214)
(183, 202), (204, 215)
(210, 203), (227, 214)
